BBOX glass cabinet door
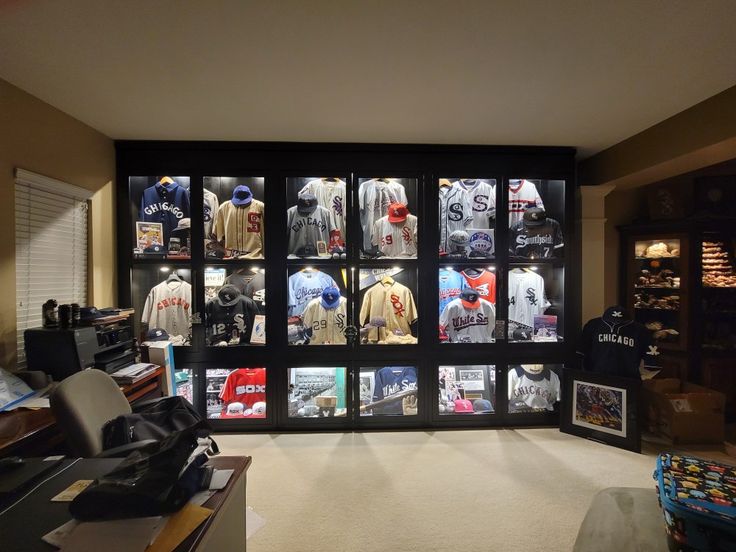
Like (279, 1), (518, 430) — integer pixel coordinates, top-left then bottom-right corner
(358, 267), (418, 345)
(358, 365), (418, 417)
(507, 364), (562, 414)
(438, 365), (496, 415)
(438, 266), (496, 343)
(204, 266), (266, 346)
(287, 367), (348, 418)
(358, 177), (418, 259)
(438, 177), (496, 259)
(287, 266), (348, 346)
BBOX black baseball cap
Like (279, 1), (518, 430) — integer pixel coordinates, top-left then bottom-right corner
(297, 194), (318, 215)
(145, 328), (170, 341)
(523, 207), (547, 226)
(79, 306), (105, 320)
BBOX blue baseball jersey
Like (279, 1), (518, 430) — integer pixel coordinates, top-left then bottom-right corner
(140, 181), (191, 243)
(287, 270), (338, 317)
(438, 269), (464, 317)
(372, 366), (418, 415)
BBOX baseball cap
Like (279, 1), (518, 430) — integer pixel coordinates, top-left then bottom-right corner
(252, 401), (266, 415)
(460, 288), (481, 309)
(143, 244), (164, 254)
(387, 203), (409, 223)
(79, 306), (105, 320)
(453, 399), (474, 413)
(473, 399), (494, 413)
(232, 185), (253, 206)
(449, 230), (469, 246)
(321, 286), (342, 309)
(297, 193), (318, 215)
(226, 402), (245, 416)
(523, 207), (547, 226)
(175, 218), (191, 230)
(145, 327), (170, 341)
(296, 244), (318, 257)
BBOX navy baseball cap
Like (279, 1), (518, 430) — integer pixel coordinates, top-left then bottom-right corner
(297, 193), (318, 215)
(232, 185), (253, 206)
(523, 207), (546, 226)
(321, 287), (341, 309)
(473, 399), (494, 413)
(79, 306), (105, 320)
(460, 288), (480, 309)
(145, 328), (170, 341)
(296, 244), (318, 257)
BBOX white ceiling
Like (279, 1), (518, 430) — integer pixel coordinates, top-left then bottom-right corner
(0, 1), (735, 158)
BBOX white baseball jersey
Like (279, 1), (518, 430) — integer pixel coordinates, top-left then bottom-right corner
(298, 178), (347, 241)
(508, 179), (544, 227)
(286, 205), (334, 256)
(508, 270), (550, 328)
(453, 179), (496, 229)
(371, 214), (418, 257)
(142, 279), (192, 338)
(360, 280), (418, 342)
(214, 199), (265, 258)
(439, 297), (495, 343)
(508, 366), (561, 411)
(287, 270), (337, 317)
(203, 188), (219, 239)
(438, 183), (473, 252)
(302, 296), (348, 344)
(358, 179), (408, 251)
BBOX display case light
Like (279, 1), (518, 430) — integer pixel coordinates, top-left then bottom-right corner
(160, 266), (170, 273)
(392, 266), (400, 272)
(251, 266), (260, 273)
(487, 266), (495, 271)
(445, 266), (454, 271)
(530, 266), (538, 271)
(305, 266), (313, 272)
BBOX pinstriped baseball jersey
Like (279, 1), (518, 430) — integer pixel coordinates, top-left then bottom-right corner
(302, 296), (348, 344)
(214, 199), (265, 258)
(360, 280), (418, 342)
(359, 179), (408, 251)
(453, 179), (496, 229)
(203, 188), (219, 239)
(508, 179), (544, 227)
(508, 270), (550, 328)
(286, 205), (334, 256)
(439, 183), (473, 252)
(371, 214), (418, 258)
(298, 179), (346, 240)
(439, 297), (495, 343)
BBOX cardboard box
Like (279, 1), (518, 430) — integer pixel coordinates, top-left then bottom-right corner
(642, 378), (725, 444)
(315, 396), (337, 408)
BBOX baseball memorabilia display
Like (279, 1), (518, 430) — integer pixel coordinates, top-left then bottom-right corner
(218, 368), (267, 418)
(438, 365), (496, 414)
(363, 366), (418, 416)
(508, 268), (551, 330)
(286, 194), (335, 257)
(214, 185), (265, 258)
(287, 269), (338, 317)
(508, 364), (561, 413)
(508, 179), (544, 227)
(139, 176), (191, 245)
(467, 229), (495, 258)
(461, 268), (496, 304)
(141, 273), (192, 341)
(288, 367), (348, 417)
(509, 207), (564, 258)
(438, 268), (464, 316)
(371, 203), (418, 258)
(205, 284), (260, 346)
(577, 305), (659, 378)
(359, 276), (418, 343)
(438, 180), (473, 253)
(203, 187), (219, 239)
(358, 178), (408, 253)
(533, 315), (558, 342)
(136, 222), (164, 253)
(225, 269), (266, 313)
(453, 178), (496, 228)
(301, 287), (348, 345)
(439, 289), (496, 343)
(298, 177), (347, 244)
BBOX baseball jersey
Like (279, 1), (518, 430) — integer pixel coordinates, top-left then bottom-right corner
(508, 179), (544, 227)
(508, 270), (550, 328)
(203, 188), (219, 239)
(205, 290), (259, 345)
(360, 280), (418, 342)
(140, 181), (191, 244)
(219, 368), (266, 414)
(439, 297), (496, 343)
(287, 270), (338, 317)
(372, 366), (418, 415)
(302, 296), (348, 345)
(454, 179), (496, 229)
(439, 183), (473, 252)
(371, 214), (418, 257)
(509, 218), (564, 258)
(141, 279), (192, 338)
(438, 269), (464, 317)
(358, 179), (408, 251)
(578, 315), (657, 378)
(508, 366), (561, 412)
(286, 205), (334, 256)
(214, 199), (265, 258)
(461, 269), (497, 304)
(298, 178), (346, 241)
(225, 271), (266, 312)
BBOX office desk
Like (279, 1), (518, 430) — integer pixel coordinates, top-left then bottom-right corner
(0, 455), (252, 552)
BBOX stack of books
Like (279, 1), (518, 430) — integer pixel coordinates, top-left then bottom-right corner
(109, 363), (157, 384)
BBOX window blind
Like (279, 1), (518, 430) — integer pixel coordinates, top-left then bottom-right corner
(15, 169), (92, 369)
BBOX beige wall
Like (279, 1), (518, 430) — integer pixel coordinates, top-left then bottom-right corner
(0, 79), (115, 369)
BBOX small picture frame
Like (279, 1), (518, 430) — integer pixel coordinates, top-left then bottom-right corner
(560, 368), (641, 453)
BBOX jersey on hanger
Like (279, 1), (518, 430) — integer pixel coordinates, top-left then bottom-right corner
(508, 270), (550, 329)
(461, 269), (497, 304)
(359, 179), (408, 251)
(371, 214), (418, 257)
(438, 269), (464, 317)
(141, 279), (192, 339)
(287, 270), (338, 317)
(508, 366), (560, 412)
(578, 317), (658, 378)
(508, 179), (544, 227)
(205, 291), (259, 345)
(439, 297), (496, 343)
(453, 179), (496, 229)
(203, 188), (219, 240)
(360, 280), (418, 343)
(140, 180), (191, 244)
(302, 296), (348, 344)
(219, 368), (266, 416)
(286, 204), (334, 256)
(509, 218), (564, 258)
(298, 178), (347, 242)
(372, 366), (418, 415)
(214, 199), (265, 258)
(438, 183), (473, 252)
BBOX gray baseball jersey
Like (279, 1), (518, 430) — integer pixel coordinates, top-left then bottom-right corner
(439, 297), (495, 343)
(286, 205), (335, 256)
(371, 214), (418, 257)
(359, 280), (418, 342)
(439, 183), (473, 252)
(453, 179), (496, 229)
(203, 188), (219, 239)
(358, 179), (408, 251)
(298, 179), (346, 240)
(508, 366), (560, 411)
(302, 296), (348, 344)
(508, 270), (550, 328)
(287, 270), (337, 317)
(141, 279), (192, 339)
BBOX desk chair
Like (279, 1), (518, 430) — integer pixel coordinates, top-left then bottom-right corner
(50, 369), (156, 457)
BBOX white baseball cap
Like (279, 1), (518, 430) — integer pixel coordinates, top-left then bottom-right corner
(252, 401), (267, 415)
(226, 401), (245, 415)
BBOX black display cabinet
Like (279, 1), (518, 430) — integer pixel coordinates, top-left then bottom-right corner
(116, 142), (578, 431)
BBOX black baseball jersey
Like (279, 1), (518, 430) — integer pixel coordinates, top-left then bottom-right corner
(509, 218), (564, 258)
(225, 271), (266, 313)
(578, 315), (658, 378)
(205, 287), (259, 345)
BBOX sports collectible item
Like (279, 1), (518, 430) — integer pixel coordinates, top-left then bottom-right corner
(358, 178), (408, 252)
(139, 177), (190, 245)
(205, 284), (259, 345)
(141, 275), (192, 341)
(509, 207), (563, 258)
(370, 366), (418, 415)
(438, 181), (473, 253)
(439, 289), (496, 343)
(301, 287), (348, 345)
(467, 229), (495, 258)
(359, 277), (418, 343)
(225, 270), (266, 312)
(508, 364), (561, 412)
(438, 268), (464, 316)
(287, 269), (338, 317)
(218, 368), (266, 418)
(214, 185), (265, 258)
(508, 268), (550, 330)
(371, 203), (418, 258)
(298, 178), (347, 243)
(286, 194), (335, 257)
(453, 179), (496, 228)
(461, 268), (496, 304)
(508, 179), (544, 227)
(202, 187), (219, 240)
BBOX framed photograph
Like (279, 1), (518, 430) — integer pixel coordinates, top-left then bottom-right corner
(458, 369), (485, 391)
(560, 369), (641, 453)
(135, 221), (164, 252)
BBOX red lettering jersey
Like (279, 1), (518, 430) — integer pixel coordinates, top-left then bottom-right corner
(461, 269), (496, 304)
(219, 368), (266, 417)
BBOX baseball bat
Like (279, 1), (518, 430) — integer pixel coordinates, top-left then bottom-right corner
(359, 388), (417, 412)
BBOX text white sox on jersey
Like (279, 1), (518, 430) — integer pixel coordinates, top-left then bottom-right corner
(302, 296), (348, 344)
(439, 297), (496, 343)
(371, 214), (418, 257)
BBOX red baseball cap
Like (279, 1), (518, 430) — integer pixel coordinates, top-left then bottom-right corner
(453, 399), (474, 413)
(387, 203), (409, 223)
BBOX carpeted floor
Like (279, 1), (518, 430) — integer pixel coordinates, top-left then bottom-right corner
(216, 429), (732, 552)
